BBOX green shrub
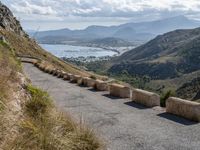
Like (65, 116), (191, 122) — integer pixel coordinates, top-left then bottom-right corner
(90, 75), (97, 80)
(26, 85), (52, 116)
(160, 90), (174, 107)
(0, 40), (10, 48)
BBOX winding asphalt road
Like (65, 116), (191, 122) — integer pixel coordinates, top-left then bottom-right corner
(23, 63), (200, 150)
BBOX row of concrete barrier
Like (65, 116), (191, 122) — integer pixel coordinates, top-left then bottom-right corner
(32, 61), (200, 122)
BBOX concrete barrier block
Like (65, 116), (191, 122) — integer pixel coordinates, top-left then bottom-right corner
(56, 70), (62, 78)
(56, 71), (62, 77)
(38, 64), (45, 71)
(86, 78), (96, 88)
(95, 80), (108, 91)
(43, 67), (51, 73)
(32, 61), (37, 66)
(69, 74), (77, 83)
(57, 71), (66, 78)
(63, 73), (71, 80)
(109, 84), (130, 98)
(50, 69), (57, 75)
(132, 89), (160, 107)
(82, 77), (96, 88)
(166, 97), (200, 122)
(48, 68), (56, 74)
(82, 77), (90, 86)
(70, 75), (82, 83)
(34, 62), (40, 68)
(52, 70), (60, 76)
(74, 75), (83, 85)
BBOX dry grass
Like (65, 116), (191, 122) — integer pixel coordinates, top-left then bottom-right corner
(0, 40), (24, 149)
(11, 113), (102, 150)
(8, 85), (102, 150)
(0, 40), (21, 111)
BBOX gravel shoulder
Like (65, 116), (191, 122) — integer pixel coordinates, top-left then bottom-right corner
(23, 63), (200, 150)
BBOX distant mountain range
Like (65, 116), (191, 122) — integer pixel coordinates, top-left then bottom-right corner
(30, 16), (200, 46)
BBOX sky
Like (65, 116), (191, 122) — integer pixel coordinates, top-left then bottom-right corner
(2, 0), (200, 31)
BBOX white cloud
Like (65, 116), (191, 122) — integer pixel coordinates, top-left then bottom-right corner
(72, 7), (101, 15)
(10, 0), (57, 15)
(5, 0), (200, 17)
(2, 0), (200, 30)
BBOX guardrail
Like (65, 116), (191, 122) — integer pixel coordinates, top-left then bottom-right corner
(23, 59), (200, 122)
(17, 55), (42, 60)
(132, 89), (160, 107)
(109, 83), (131, 98)
(166, 97), (200, 122)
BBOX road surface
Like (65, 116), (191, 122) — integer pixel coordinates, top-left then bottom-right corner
(23, 63), (200, 150)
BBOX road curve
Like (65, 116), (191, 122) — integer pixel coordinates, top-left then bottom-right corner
(23, 63), (200, 150)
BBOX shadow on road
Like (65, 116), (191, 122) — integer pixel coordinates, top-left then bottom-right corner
(102, 94), (122, 100)
(124, 101), (149, 109)
(88, 88), (102, 92)
(157, 113), (198, 126)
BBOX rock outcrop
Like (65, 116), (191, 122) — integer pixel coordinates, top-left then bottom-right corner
(0, 2), (26, 36)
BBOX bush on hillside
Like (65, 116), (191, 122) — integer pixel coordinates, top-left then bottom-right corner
(160, 90), (175, 107)
(90, 75), (97, 80)
(25, 85), (52, 116)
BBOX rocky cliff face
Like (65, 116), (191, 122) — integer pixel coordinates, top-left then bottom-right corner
(0, 2), (26, 36)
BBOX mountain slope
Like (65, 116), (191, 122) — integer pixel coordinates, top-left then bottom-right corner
(176, 77), (200, 100)
(110, 27), (200, 79)
(108, 27), (200, 99)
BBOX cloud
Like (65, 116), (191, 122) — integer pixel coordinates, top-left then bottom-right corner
(5, 0), (200, 17)
(2, 0), (200, 30)
(10, 0), (57, 15)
